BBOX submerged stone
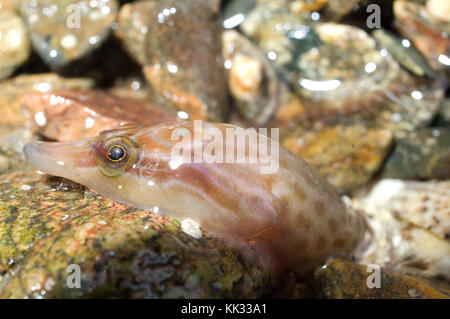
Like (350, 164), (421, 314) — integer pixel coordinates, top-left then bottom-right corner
(382, 128), (450, 180)
(21, 89), (177, 141)
(114, 1), (154, 66)
(222, 30), (286, 125)
(142, 0), (228, 122)
(20, 0), (119, 69)
(394, 0), (450, 72)
(372, 29), (435, 78)
(282, 123), (393, 192)
(0, 73), (94, 126)
(244, 18), (444, 136)
(310, 259), (450, 299)
(0, 10), (30, 80)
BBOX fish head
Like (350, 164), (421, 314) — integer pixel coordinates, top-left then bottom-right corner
(23, 124), (186, 207)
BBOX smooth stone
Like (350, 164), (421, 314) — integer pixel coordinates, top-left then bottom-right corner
(382, 128), (450, 180)
(222, 0), (256, 29)
(0, 73), (94, 126)
(21, 89), (178, 141)
(243, 18), (444, 137)
(114, 1), (154, 66)
(372, 29), (435, 78)
(0, 10), (30, 80)
(0, 0), (18, 12)
(142, 0), (228, 122)
(222, 30), (285, 125)
(282, 123), (393, 192)
(394, 0), (450, 71)
(108, 77), (149, 101)
(20, 0), (119, 68)
(426, 0), (450, 23)
(310, 259), (450, 299)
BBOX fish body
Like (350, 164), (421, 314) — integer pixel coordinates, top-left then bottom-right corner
(24, 122), (367, 272)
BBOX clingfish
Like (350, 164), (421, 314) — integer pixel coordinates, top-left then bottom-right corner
(24, 121), (368, 272)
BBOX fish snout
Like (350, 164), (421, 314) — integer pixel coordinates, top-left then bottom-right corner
(24, 141), (80, 180)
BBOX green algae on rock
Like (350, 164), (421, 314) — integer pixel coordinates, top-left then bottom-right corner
(309, 259), (450, 299)
(0, 73), (94, 126)
(0, 168), (277, 298)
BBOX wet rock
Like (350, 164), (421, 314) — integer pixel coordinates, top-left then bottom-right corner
(372, 29), (435, 78)
(282, 123), (393, 192)
(0, 169), (277, 298)
(353, 180), (450, 281)
(222, 0), (256, 29)
(394, 0), (450, 72)
(382, 128), (450, 180)
(115, 1), (154, 65)
(0, 125), (34, 174)
(0, 0), (18, 12)
(21, 90), (178, 141)
(20, 0), (119, 69)
(108, 77), (149, 101)
(222, 30), (285, 125)
(438, 99), (450, 124)
(357, 179), (450, 241)
(263, 22), (444, 137)
(0, 10), (30, 80)
(426, 0), (450, 24)
(0, 73), (94, 126)
(310, 259), (450, 299)
(142, 0), (228, 121)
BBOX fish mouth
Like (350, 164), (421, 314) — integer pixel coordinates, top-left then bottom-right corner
(24, 141), (81, 181)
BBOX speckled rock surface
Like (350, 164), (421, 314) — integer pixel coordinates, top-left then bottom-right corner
(114, 1), (154, 66)
(309, 259), (450, 299)
(0, 73), (94, 126)
(21, 89), (177, 141)
(382, 128), (450, 180)
(394, 0), (450, 71)
(353, 180), (450, 281)
(20, 0), (119, 69)
(0, 168), (278, 298)
(0, 125), (34, 174)
(282, 123), (393, 192)
(142, 0), (228, 121)
(0, 10), (30, 80)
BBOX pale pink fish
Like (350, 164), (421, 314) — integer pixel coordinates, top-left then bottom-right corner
(24, 122), (367, 272)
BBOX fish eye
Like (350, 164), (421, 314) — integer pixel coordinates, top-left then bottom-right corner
(96, 136), (138, 177)
(106, 145), (126, 162)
